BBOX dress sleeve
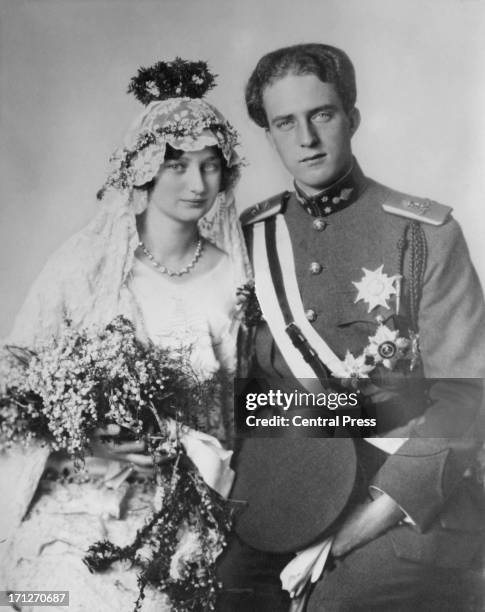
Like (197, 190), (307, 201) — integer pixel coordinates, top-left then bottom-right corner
(215, 324), (239, 376)
(6, 246), (71, 348)
(371, 218), (485, 531)
(0, 443), (50, 587)
(209, 258), (240, 375)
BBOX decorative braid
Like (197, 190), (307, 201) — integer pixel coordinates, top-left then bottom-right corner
(397, 222), (428, 332)
(408, 221), (428, 331)
(397, 228), (408, 280)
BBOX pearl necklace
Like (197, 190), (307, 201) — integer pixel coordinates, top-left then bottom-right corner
(138, 237), (204, 277)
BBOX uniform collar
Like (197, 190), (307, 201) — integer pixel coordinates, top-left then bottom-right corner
(294, 159), (367, 217)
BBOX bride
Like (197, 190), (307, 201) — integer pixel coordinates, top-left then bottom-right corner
(0, 59), (249, 611)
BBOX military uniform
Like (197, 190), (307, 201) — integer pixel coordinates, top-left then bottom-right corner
(219, 162), (485, 611)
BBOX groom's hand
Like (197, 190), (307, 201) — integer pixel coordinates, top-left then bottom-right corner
(331, 492), (405, 558)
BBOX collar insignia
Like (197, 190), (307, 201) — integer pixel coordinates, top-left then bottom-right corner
(294, 161), (366, 217)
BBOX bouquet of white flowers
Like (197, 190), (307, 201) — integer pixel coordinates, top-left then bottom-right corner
(0, 316), (232, 612)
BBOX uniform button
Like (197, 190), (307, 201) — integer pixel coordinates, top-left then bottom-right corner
(309, 262), (323, 275)
(312, 218), (327, 231)
(305, 309), (317, 322)
(321, 196), (329, 203)
(332, 196), (340, 204)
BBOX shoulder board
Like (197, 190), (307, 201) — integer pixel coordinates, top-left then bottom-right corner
(382, 194), (452, 226)
(240, 191), (290, 226)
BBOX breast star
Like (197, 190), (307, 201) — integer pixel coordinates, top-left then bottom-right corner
(352, 265), (400, 312)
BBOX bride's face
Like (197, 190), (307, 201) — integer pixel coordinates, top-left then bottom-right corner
(147, 146), (222, 224)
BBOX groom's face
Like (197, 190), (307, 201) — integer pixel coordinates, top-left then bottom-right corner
(262, 73), (359, 195)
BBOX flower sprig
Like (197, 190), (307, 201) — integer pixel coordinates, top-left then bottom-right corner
(236, 281), (264, 327)
(84, 457), (232, 612)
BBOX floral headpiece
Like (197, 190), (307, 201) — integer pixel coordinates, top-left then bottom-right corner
(99, 58), (242, 197)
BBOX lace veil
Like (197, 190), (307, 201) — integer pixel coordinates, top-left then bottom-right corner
(7, 97), (251, 348)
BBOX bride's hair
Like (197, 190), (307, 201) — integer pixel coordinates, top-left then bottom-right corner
(135, 143), (235, 196)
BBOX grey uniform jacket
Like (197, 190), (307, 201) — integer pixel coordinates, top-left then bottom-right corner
(240, 161), (485, 568)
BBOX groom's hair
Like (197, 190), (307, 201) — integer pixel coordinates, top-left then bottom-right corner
(245, 43), (357, 128)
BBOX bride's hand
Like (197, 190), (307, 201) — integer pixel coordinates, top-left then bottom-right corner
(89, 425), (172, 467)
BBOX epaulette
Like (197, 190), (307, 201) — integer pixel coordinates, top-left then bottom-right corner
(382, 193), (452, 226)
(240, 191), (290, 226)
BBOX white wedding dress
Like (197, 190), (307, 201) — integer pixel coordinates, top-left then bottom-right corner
(2, 254), (238, 612)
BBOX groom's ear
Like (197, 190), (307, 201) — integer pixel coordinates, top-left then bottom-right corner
(348, 107), (361, 137)
(265, 128), (275, 149)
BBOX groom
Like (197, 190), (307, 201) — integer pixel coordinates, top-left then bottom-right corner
(219, 43), (485, 611)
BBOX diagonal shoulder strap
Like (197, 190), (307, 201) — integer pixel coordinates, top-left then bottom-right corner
(264, 216), (331, 384)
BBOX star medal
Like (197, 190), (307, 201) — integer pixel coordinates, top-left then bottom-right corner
(341, 350), (374, 387)
(365, 320), (410, 370)
(353, 265), (400, 312)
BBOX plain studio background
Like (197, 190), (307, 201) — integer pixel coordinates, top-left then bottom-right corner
(1, 0), (484, 339)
